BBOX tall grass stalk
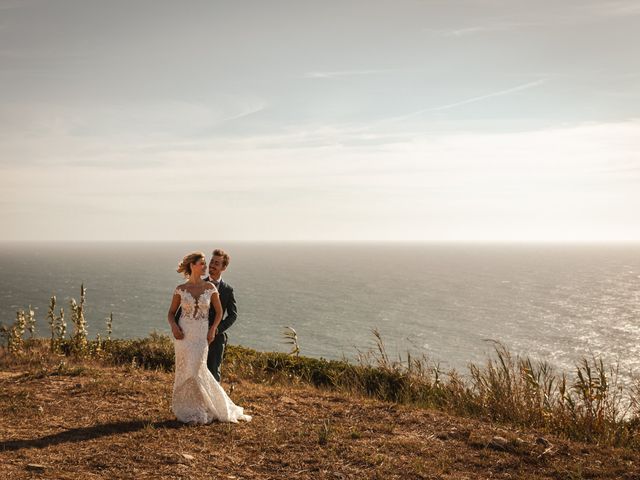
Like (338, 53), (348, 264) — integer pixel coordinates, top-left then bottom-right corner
(106, 312), (113, 340)
(282, 326), (300, 356)
(46, 296), (67, 352)
(25, 305), (36, 338)
(70, 284), (89, 357)
(47, 296), (57, 348)
(1, 309), (28, 354)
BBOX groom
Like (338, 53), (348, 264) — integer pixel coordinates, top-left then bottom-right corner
(204, 248), (237, 381)
(174, 248), (237, 382)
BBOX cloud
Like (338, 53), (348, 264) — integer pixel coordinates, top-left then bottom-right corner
(382, 79), (546, 123)
(429, 22), (539, 37)
(428, 80), (546, 111)
(303, 69), (393, 79)
(428, 1), (640, 38)
(216, 103), (266, 123)
(2, 119), (640, 241)
(587, 1), (640, 17)
(0, 95), (269, 167)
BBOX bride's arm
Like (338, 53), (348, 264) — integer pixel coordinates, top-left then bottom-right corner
(207, 292), (223, 344)
(168, 291), (184, 340)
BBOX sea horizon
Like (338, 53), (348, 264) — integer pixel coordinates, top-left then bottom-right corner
(2, 242), (640, 381)
(3, 239), (640, 246)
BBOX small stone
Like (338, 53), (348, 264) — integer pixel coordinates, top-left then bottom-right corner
(280, 396), (296, 404)
(26, 464), (46, 472)
(436, 432), (449, 440)
(181, 454), (194, 461)
(449, 428), (471, 440)
(489, 436), (509, 450)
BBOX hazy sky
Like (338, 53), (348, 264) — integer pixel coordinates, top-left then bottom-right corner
(1, 0), (639, 242)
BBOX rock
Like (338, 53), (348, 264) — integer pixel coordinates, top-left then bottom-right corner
(489, 436), (509, 450)
(450, 428), (471, 440)
(435, 432), (449, 440)
(26, 464), (46, 472)
(181, 454), (194, 461)
(280, 396), (296, 405)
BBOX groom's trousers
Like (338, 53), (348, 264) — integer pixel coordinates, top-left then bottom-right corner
(207, 332), (228, 382)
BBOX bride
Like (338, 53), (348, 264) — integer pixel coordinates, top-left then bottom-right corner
(167, 251), (251, 424)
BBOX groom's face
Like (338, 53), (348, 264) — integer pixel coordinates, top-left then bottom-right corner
(209, 255), (227, 279)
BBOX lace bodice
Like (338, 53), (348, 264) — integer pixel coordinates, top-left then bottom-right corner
(174, 286), (217, 322)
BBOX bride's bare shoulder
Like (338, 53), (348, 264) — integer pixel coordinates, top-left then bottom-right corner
(204, 281), (216, 291)
(174, 283), (188, 292)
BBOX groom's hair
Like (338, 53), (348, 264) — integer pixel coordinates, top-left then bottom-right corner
(212, 248), (230, 268)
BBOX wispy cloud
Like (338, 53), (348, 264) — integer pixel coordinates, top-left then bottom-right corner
(587, 1), (640, 17)
(3, 120), (640, 241)
(429, 22), (539, 37)
(440, 26), (497, 37)
(386, 80), (546, 123)
(303, 69), (392, 79)
(430, 1), (640, 38)
(217, 103), (267, 123)
(429, 80), (546, 112)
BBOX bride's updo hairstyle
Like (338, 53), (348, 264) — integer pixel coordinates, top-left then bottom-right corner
(177, 251), (205, 278)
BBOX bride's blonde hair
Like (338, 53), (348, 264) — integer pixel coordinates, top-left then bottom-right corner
(177, 251), (205, 277)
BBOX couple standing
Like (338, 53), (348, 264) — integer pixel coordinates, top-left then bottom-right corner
(167, 249), (251, 424)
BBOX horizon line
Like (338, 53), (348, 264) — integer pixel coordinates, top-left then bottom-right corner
(2, 239), (640, 246)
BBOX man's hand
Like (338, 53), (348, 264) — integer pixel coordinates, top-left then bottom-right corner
(171, 324), (184, 340)
(207, 328), (216, 344)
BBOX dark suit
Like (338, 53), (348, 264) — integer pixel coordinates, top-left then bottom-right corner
(175, 278), (237, 381)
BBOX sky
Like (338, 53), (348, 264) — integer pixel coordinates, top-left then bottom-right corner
(1, 0), (639, 242)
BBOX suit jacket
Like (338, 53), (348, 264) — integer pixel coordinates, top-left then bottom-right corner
(175, 278), (237, 333)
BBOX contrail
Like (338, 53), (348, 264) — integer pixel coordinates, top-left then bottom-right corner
(429, 79), (546, 112)
(304, 69), (392, 79)
(388, 79), (546, 123)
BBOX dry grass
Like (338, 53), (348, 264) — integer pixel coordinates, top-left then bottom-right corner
(1, 351), (639, 479)
(5, 287), (639, 451)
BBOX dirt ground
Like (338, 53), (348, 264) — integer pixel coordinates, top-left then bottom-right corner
(1, 361), (638, 479)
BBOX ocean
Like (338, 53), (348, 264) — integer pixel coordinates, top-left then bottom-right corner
(1, 242), (639, 377)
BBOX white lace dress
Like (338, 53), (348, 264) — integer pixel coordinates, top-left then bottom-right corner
(172, 286), (251, 424)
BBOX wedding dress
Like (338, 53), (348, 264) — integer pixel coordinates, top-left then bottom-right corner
(172, 286), (251, 424)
